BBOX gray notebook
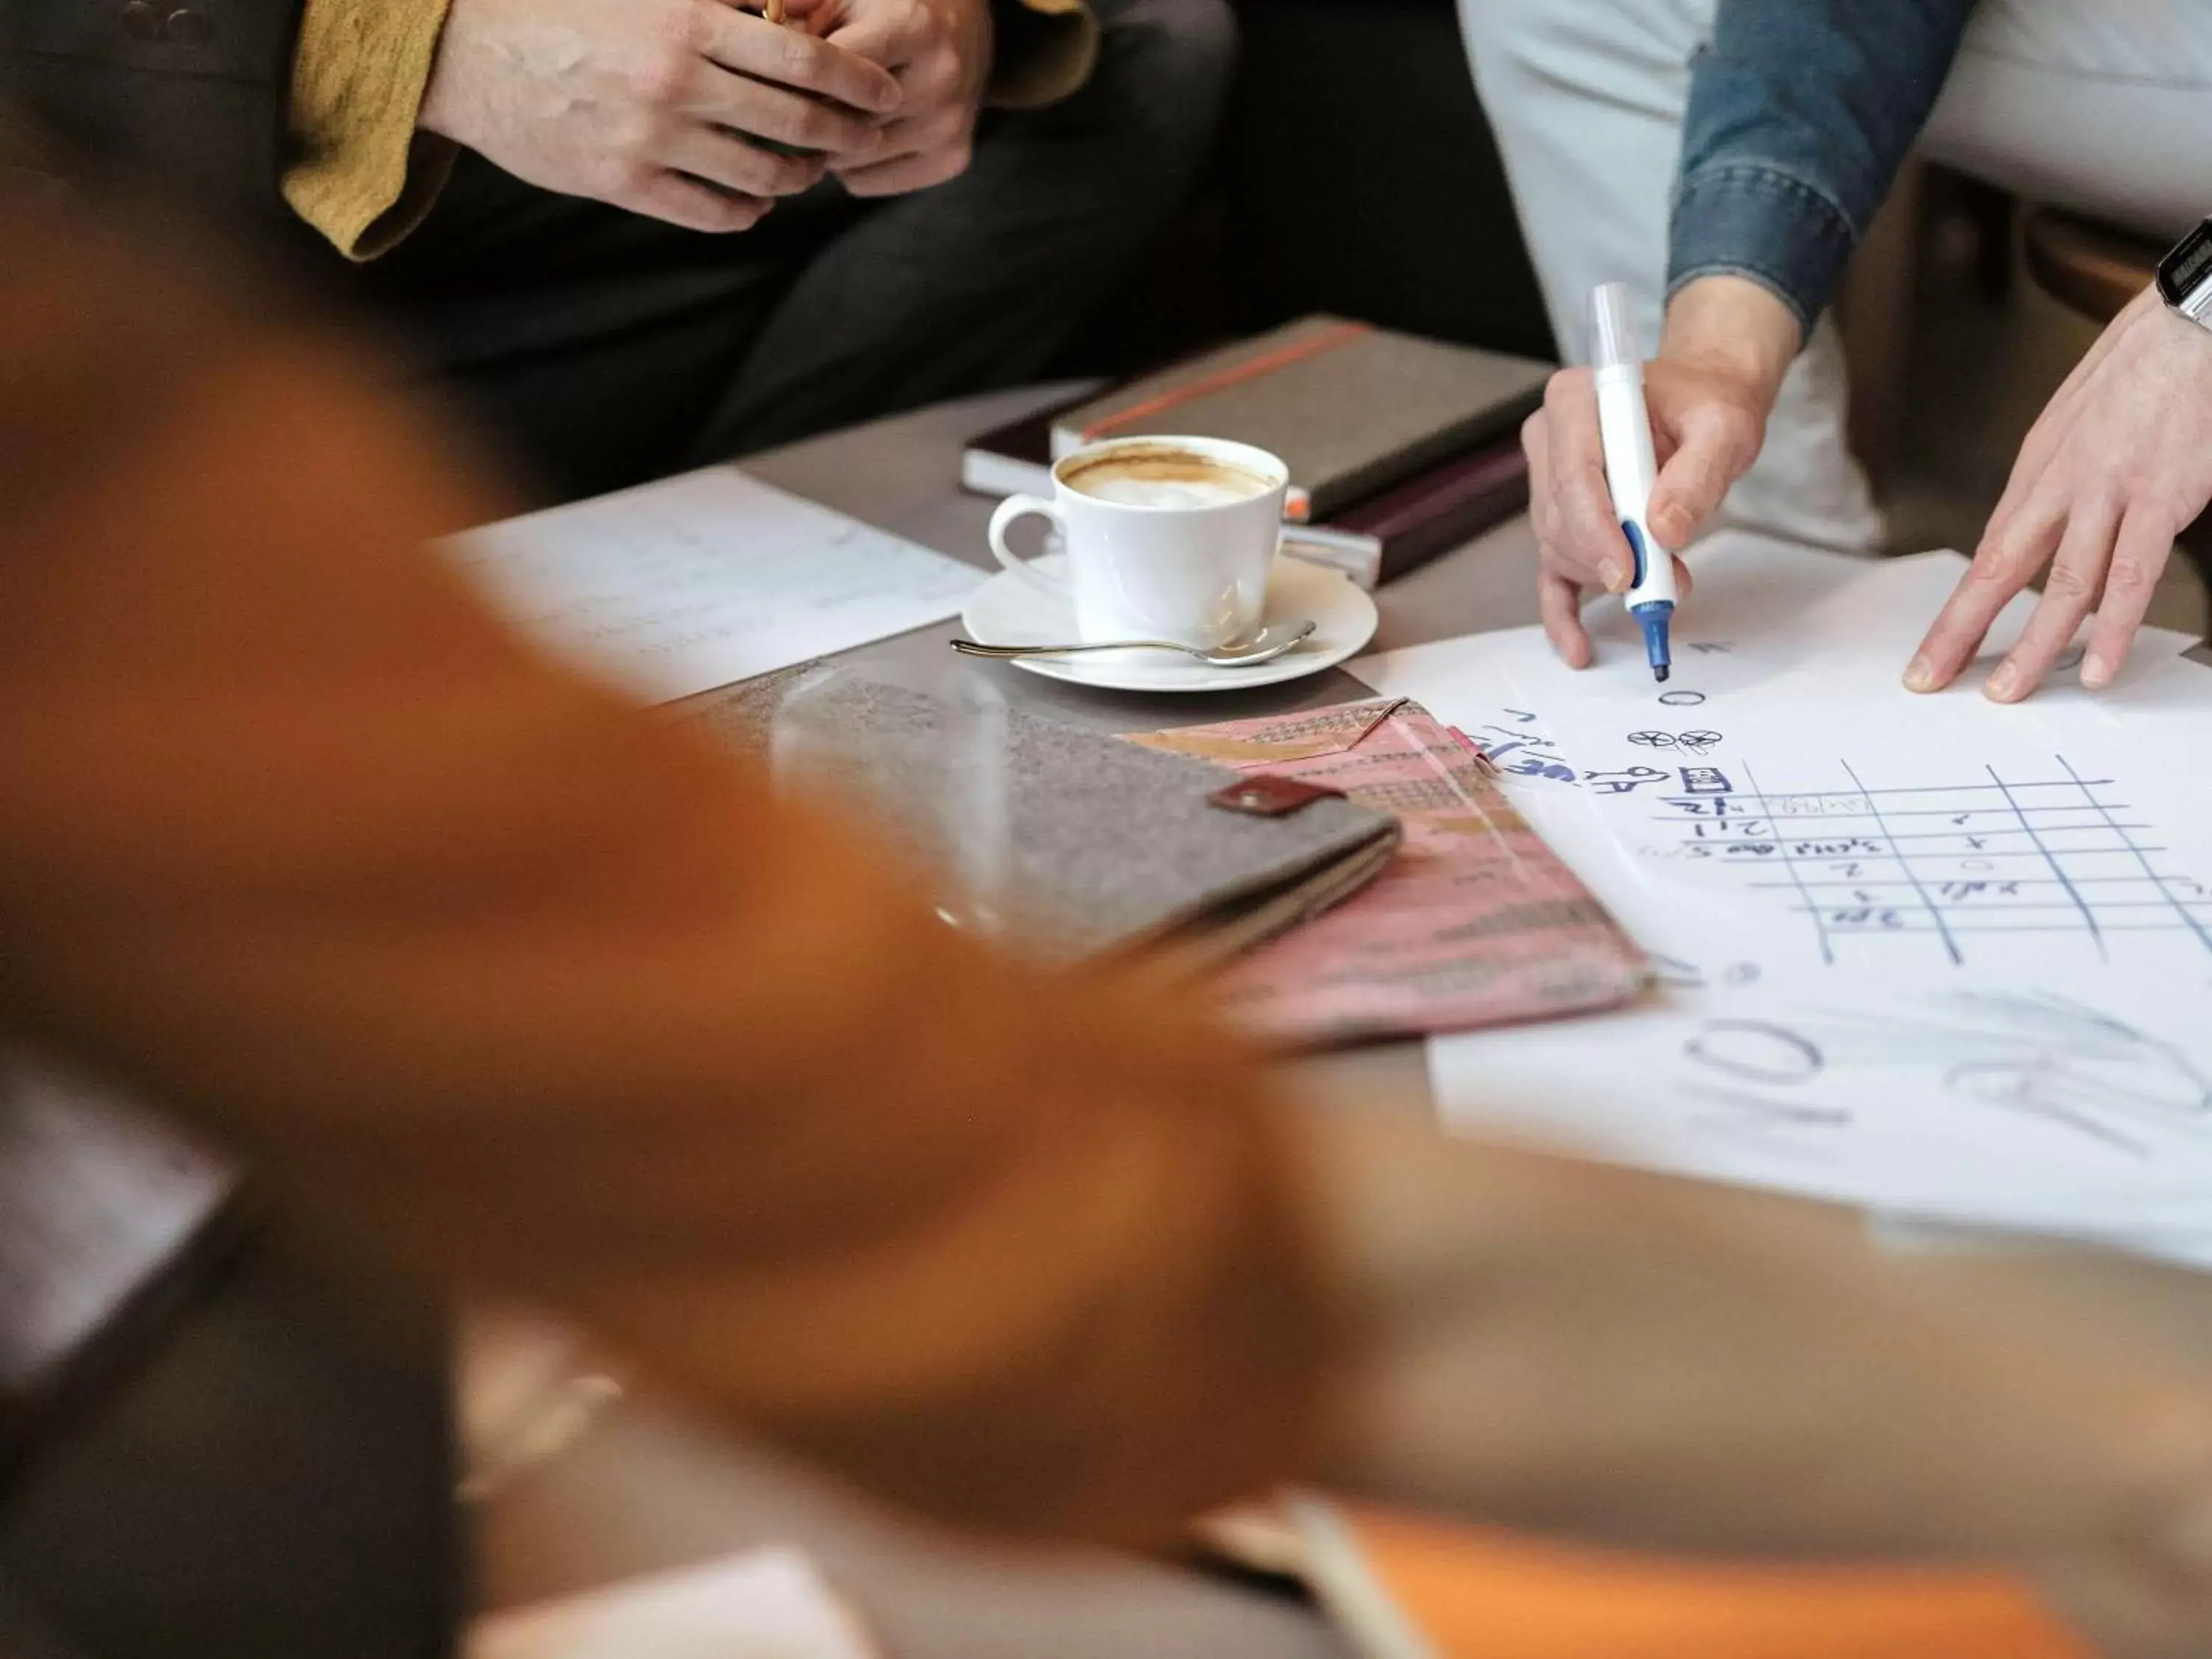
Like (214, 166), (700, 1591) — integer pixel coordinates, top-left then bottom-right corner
(681, 667), (1402, 965)
(1048, 316), (1552, 521)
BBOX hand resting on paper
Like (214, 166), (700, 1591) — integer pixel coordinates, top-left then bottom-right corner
(1905, 286), (2212, 703)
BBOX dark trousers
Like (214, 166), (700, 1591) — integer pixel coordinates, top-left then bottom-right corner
(349, 0), (1237, 505)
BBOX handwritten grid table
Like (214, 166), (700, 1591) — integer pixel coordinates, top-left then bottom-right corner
(1640, 756), (2212, 968)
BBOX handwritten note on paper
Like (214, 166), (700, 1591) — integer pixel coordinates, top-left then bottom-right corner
(1354, 539), (2211, 984)
(1357, 540), (2196, 808)
(1348, 533), (2212, 1246)
(447, 468), (980, 704)
(1427, 976), (2212, 1242)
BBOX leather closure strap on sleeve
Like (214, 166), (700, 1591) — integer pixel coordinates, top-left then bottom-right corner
(282, 0), (455, 260)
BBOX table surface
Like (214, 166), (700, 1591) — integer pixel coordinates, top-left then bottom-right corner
(479, 383), (2212, 1657)
(738, 378), (1541, 1102)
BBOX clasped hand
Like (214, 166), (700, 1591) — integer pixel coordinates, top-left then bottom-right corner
(420, 0), (993, 233)
(1526, 276), (2212, 700)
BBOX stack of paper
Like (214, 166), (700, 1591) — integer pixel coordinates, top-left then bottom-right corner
(1351, 534), (2212, 1262)
(446, 469), (979, 705)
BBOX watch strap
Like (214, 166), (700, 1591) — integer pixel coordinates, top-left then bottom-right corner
(2158, 216), (2212, 322)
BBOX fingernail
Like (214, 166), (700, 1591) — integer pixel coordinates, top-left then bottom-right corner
(1903, 655), (1935, 694)
(1599, 560), (1627, 592)
(1986, 663), (2021, 702)
(2081, 652), (2113, 689)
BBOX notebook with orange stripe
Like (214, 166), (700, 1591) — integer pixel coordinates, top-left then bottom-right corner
(1048, 316), (1550, 522)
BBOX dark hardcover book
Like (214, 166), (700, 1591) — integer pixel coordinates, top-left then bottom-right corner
(960, 394), (1079, 504)
(1329, 434), (1531, 585)
(1048, 316), (1551, 521)
(959, 394), (1079, 500)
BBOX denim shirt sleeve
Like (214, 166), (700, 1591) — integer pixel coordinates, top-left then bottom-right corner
(1669, 0), (1977, 335)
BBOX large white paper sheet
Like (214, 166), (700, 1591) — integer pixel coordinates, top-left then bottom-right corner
(448, 468), (980, 703)
(1423, 975), (2212, 1237)
(1349, 535), (2212, 1243)
(1534, 664), (2212, 982)
(1374, 544), (2212, 982)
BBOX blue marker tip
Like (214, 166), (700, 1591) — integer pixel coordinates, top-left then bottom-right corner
(1635, 601), (1674, 684)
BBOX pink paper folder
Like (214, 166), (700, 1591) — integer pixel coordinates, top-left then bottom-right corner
(1132, 698), (1647, 1046)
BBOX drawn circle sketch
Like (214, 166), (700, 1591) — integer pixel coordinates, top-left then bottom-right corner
(1685, 1020), (1823, 1085)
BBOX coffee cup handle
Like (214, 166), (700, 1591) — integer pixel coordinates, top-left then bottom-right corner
(987, 495), (1074, 599)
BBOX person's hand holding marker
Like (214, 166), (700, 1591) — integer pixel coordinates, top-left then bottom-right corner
(1524, 277), (1796, 672)
(1588, 282), (1682, 681)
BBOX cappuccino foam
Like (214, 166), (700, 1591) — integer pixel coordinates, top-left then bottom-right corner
(1064, 447), (1274, 510)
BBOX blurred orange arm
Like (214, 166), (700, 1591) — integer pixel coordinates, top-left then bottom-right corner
(0, 202), (1335, 1546)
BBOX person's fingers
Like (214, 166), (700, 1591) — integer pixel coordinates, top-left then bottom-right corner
(1524, 408), (1576, 622)
(2000, 389), (2088, 527)
(661, 123), (829, 196)
(1986, 496), (2120, 703)
(2081, 509), (2179, 690)
(698, 3), (902, 113)
(1905, 487), (2067, 693)
(1522, 407), (1557, 540)
(1540, 568), (1593, 669)
(1539, 369), (1635, 592)
(625, 170), (773, 233)
(1645, 397), (1759, 550)
(1982, 395), (2087, 568)
(1669, 554), (1695, 604)
(835, 136), (970, 196)
(825, 0), (936, 70)
(687, 58), (888, 154)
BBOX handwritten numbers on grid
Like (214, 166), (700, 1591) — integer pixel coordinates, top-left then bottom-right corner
(1641, 755), (2212, 969)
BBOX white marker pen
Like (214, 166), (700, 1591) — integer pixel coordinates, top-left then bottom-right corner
(1589, 282), (1674, 681)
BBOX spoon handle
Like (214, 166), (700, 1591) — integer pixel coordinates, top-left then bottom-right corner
(950, 639), (1189, 659)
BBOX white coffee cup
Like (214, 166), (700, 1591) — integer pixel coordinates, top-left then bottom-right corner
(986, 435), (1288, 649)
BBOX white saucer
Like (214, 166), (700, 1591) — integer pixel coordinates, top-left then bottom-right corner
(960, 555), (1379, 693)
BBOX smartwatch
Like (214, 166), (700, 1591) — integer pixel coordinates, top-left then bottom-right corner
(2157, 218), (2212, 328)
